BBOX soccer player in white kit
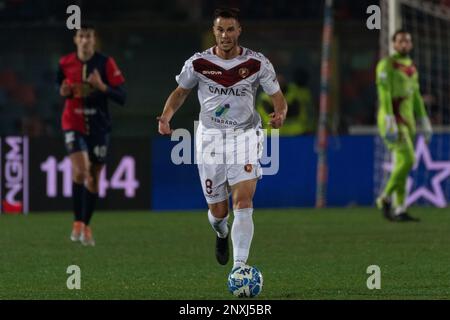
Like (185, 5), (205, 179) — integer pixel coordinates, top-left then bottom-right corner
(158, 8), (288, 270)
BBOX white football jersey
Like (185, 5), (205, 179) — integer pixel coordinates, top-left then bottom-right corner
(176, 46), (280, 132)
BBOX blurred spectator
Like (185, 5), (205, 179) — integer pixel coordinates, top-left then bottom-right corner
(440, 0), (450, 8)
(21, 114), (44, 136)
(0, 0), (385, 137)
(423, 92), (450, 125)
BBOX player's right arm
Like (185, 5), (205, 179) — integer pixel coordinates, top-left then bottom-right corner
(57, 63), (72, 98)
(158, 86), (191, 135)
(376, 58), (398, 142)
(376, 58), (394, 115)
(158, 55), (199, 135)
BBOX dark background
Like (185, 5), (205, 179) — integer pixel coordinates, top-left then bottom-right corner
(0, 0), (380, 138)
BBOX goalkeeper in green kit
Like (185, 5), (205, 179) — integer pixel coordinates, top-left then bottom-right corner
(375, 30), (433, 222)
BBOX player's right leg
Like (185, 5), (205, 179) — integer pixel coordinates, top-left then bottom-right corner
(201, 177), (231, 265)
(197, 147), (230, 265)
(376, 113), (396, 220)
(378, 127), (417, 221)
(208, 200), (230, 265)
(64, 131), (90, 241)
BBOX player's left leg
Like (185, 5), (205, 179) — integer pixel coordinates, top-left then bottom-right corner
(80, 162), (104, 246)
(208, 199), (230, 265)
(230, 178), (258, 269)
(227, 128), (263, 268)
(80, 134), (109, 246)
(378, 128), (418, 222)
(377, 142), (408, 220)
(64, 131), (89, 241)
(391, 132), (419, 222)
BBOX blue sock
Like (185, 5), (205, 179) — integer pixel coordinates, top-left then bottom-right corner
(72, 182), (84, 222)
(82, 187), (98, 226)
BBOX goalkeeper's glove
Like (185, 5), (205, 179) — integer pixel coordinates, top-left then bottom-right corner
(384, 115), (398, 143)
(418, 116), (433, 143)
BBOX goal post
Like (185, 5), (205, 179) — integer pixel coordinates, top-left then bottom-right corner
(315, 0), (335, 208)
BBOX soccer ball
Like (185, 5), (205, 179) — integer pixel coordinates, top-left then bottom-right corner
(227, 265), (263, 298)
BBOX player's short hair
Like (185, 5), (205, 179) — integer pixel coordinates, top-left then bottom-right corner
(213, 7), (241, 24)
(74, 24), (96, 36)
(392, 29), (411, 42)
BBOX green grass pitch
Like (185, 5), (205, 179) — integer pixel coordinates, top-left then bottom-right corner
(0, 207), (449, 300)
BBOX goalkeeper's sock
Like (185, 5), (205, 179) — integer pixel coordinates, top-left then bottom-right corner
(394, 205), (406, 216)
(82, 188), (98, 226)
(208, 210), (229, 238)
(231, 208), (254, 268)
(72, 182), (84, 222)
(380, 192), (390, 200)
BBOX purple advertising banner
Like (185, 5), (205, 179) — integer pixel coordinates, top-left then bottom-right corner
(0, 137), (29, 214)
(0, 136), (151, 213)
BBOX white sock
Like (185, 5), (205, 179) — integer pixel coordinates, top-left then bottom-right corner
(208, 210), (229, 238)
(231, 208), (254, 268)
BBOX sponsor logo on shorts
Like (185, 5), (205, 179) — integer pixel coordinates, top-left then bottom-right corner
(206, 193), (221, 198)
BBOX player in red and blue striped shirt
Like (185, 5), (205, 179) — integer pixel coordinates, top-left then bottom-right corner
(57, 25), (126, 246)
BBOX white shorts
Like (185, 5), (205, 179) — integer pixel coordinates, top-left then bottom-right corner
(196, 123), (264, 204)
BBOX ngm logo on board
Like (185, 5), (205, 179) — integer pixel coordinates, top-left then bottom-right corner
(0, 137), (29, 214)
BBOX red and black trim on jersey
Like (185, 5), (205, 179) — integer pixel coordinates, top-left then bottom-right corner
(57, 52), (125, 135)
(192, 47), (261, 88)
(392, 61), (417, 78)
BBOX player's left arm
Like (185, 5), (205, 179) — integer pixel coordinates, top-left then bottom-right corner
(413, 76), (432, 142)
(87, 57), (127, 105)
(268, 90), (288, 129)
(259, 56), (287, 129)
(413, 79), (427, 118)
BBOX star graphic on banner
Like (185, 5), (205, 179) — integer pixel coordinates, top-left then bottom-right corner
(383, 136), (450, 208)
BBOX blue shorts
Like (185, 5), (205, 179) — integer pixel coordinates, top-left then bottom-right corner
(64, 130), (110, 164)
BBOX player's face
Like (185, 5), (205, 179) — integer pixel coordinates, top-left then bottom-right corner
(213, 17), (241, 52)
(393, 33), (413, 55)
(74, 29), (96, 54)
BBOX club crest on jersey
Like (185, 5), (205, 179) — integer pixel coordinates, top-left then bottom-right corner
(238, 67), (250, 78)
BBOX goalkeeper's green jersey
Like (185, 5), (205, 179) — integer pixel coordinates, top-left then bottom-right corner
(376, 52), (427, 137)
